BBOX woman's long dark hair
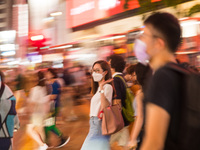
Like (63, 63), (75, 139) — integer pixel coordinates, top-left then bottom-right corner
(91, 60), (113, 95)
(48, 68), (57, 79)
(37, 71), (46, 87)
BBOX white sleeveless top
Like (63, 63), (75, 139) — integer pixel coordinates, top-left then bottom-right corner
(90, 84), (113, 117)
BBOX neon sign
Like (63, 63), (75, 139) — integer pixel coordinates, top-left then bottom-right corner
(70, 1), (95, 15)
(98, 0), (121, 10)
(66, 0), (160, 28)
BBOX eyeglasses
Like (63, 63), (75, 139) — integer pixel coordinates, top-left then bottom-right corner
(91, 69), (102, 73)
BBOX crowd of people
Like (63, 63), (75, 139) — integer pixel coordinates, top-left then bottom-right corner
(0, 65), (92, 149)
(0, 12), (199, 150)
(81, 12), (200, 150)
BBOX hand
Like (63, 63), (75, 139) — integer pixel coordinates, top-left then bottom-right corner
(99, 78), (113, 89)
(127, 140), (137, 150)
(113, 99), (122, 108)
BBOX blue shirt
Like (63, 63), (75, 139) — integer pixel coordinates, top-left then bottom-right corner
(52, 81), (61, 108)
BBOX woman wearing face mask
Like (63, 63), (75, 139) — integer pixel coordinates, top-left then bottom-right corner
(81, 60), (113, 150)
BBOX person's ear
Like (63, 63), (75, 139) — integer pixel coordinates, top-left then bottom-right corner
(156, 38), (165, 51)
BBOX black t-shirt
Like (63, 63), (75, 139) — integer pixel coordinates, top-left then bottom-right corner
(146, 63), (183, 150)
(113, 75), (130, 126)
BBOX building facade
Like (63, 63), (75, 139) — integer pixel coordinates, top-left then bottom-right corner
(0, 0), (13, 31)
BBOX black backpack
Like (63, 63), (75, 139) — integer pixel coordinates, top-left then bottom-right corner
(167, 63), (200, 150)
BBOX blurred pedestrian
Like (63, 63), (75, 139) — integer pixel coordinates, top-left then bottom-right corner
(13, 68), (27, 112)
(62, 68), (78, 122)
(108, 54), (131, 150)
(81, 60), (113, 150)
(46, 68), (62, 118)
(71, 65), (86, 105)
(135, 12), (184, 150)
(127, 63), (152, 150)
(63, 68), (75, 86)
(27, 71), (49, 150)
(125, 64), (140, 95)
(45, 68), (70, 148)
(124, 64), (140, 136)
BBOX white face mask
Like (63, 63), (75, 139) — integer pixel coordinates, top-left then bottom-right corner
(92, 72), (103, 82)
(134, 39), (150, 65)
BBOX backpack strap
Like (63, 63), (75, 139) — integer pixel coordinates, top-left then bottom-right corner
(165, 63), (190, 75)
(115, 75), (127, 88)
(0, 82), (5, 99)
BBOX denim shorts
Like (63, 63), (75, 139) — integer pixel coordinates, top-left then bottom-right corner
(81, 117), (110, 150)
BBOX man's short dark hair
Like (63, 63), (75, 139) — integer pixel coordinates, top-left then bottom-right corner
(109, 54), (126, 73)
(144, 12), (181, 53)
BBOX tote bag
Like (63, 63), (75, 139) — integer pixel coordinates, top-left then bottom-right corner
(98, 104), (124, 135)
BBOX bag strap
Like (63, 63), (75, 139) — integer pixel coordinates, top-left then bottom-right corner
(115, 75), (128, 88)
(0, 82), (5, 99)
(98, 104), (121, 120)
(165, 63), (190, 75)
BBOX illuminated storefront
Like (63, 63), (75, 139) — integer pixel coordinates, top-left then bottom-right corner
(66, 0), (143, 28)
(50, 0), (200, 67)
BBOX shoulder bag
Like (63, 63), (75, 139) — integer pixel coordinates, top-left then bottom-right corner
(98, 104), (124, 135)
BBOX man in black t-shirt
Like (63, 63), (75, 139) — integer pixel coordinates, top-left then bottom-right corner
(108, 54), (130, 149)
(135, 12), (183, 150)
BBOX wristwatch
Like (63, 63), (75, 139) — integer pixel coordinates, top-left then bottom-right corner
(99, 90), (104, 93)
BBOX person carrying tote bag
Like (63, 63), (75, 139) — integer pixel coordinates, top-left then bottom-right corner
(81, 60), (114, 150)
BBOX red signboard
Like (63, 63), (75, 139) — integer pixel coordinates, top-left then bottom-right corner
(66, 0), (160, 28)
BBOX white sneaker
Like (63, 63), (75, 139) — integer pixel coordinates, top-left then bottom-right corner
(38, 144), (48, 150)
